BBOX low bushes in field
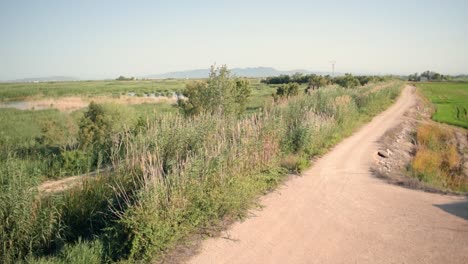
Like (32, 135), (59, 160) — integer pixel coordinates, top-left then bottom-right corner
(410, 123), (467, 192)
(0, 76), (403, 263)
(272, 82), (300, 101)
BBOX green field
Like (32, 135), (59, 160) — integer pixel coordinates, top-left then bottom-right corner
(0, 79), (187, 101)
(417, 82), (468, 128)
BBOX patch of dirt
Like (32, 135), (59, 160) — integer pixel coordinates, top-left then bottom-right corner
(38, 176), (84, 193)
(12, 96), (178, 112)
(38, 167), (112, 194)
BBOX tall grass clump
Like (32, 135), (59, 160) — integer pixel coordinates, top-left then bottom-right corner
(26, 239), (103, 264)
(0, 157), (61, 263)
(410, 123), (467, 192)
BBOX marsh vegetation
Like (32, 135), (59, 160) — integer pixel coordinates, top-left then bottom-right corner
(0, 66), (403, 263)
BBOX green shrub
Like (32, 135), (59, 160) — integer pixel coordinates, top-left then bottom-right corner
(78, 102), (137, 169)
(60, 150), (90, 175)
(273, 82), (300, 101)
(59, 177), (117, 242)
(27, 239), (104, 264)
(178, 65), (251, 116)
(280, 154), (310, 173)
(332, 73), (360, 88)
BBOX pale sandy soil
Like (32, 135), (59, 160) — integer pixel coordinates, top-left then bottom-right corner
(0, 96), (177, 112)
(38, 176), (83, 193)
(188, 86), (468, 264)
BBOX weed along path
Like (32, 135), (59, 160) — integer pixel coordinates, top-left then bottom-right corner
(188, 86), (468, 264)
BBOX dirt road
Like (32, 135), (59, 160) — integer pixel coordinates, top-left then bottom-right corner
(188, 86), (468, 264)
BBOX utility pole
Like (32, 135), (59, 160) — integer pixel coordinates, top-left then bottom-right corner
(329, 60), (336, 77)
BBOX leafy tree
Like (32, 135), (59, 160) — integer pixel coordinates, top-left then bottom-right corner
(261, 74), (292, 84)
(78, 102), (137, 166)
(287, 82), (300, 96)
(409, 71), (450, 82)
(116, 75), (135, 81)
(262, 73), (312, 85)
(291, 73), (310, 84)
(273, 82), (300, 101)
(408, 73), (420, 82)
(356, 76), (372, 86)
(36, 117), (77, 149)
(333, 73), (360, 88)
(178, 65), (251, 116)
(307, 75), (329, 92)
(78, 102), (109, 150)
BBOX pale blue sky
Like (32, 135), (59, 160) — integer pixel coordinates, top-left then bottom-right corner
(0, 0), (467, 80)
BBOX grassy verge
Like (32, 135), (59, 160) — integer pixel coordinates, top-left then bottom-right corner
(1, 81), (403, 263)
(409, 123), (467, 193)
(408, 82), (468, 193)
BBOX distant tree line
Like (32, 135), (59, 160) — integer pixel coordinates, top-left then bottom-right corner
(262, 73), (388, 91)
(272, 83), (300, 101)
(408, 71), (450, 82)
(453, 74), (468, 80)
(116, 75), (135, 81)
(268, 73), (390, 101)
(261, 73), (312, 85)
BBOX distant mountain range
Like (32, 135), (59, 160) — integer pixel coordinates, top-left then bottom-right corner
(3, 67), (337, 83)
(145, 67), (333, 79)
(8, 76), (78, 83)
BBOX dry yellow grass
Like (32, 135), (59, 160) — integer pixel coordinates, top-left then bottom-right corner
(445, 144), (461, 170)
(20, 96), (177, 112)
(334, 95), (352, 106)
(411, 123), (466, 192)
(415, 123), (450, 146)
(412, 147), (442, 175)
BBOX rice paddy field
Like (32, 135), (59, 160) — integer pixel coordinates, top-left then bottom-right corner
(417, 82), (468, 128)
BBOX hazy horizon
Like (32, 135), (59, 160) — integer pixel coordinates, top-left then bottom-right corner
(1, 0), (467, 80)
